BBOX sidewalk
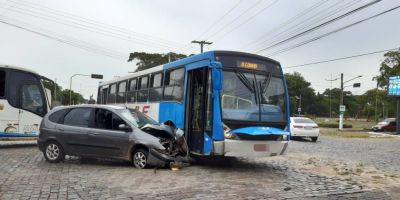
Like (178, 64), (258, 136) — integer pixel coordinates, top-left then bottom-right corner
(0, 139), (37, 148)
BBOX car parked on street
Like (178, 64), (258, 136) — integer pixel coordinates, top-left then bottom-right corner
(290, 117), (319, 142)
(372, 118), (396, 132)
(38, 105), (187, 168)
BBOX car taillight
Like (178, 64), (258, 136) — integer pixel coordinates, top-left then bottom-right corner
(293, 125), (303, 128)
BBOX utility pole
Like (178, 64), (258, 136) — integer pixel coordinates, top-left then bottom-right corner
(191, 40), (212, 53)
(325, 74), (338, 119)
(340, 73), (344, 130)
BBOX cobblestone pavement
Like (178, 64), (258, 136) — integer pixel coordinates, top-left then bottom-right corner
(289, 136), (400, 173)
(0, 137), (398, 200)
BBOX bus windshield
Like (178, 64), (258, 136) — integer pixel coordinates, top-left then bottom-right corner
(221, 70), (286, 122)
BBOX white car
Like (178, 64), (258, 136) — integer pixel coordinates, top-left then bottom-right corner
(290, 117), (320, 142)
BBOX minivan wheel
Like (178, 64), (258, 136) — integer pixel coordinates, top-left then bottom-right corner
(133, 149), (148, 169)
(44, 142), (65, 163)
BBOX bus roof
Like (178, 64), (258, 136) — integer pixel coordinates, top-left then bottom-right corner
(0, 64), (39, 75)
(98, 50), (281, 87)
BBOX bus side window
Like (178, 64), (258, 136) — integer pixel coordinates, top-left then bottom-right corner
(21, 84), (44, 116)
(127, 78), (137, 103)
(137, 76), (149, 102)
(149, 72), (163, 102)
(108, 84), (117, 104)
(163, 68), (185, 102)
(117, 81), (127, 103)
(0, 70), (5, 98)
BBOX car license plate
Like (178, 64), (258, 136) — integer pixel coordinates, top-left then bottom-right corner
(254, 144), (269, 152)
(305, 126), (312, 130)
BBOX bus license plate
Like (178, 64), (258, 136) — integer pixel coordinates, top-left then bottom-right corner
(254, 144), (268, 152)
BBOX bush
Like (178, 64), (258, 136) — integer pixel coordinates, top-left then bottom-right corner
(318, 123), (353, 128)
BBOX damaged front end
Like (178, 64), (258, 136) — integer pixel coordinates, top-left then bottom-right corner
(140, 123), (190, 166)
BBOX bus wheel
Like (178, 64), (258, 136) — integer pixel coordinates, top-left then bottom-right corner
(44, 141), (65, 163)
(133, 149), (148, 169)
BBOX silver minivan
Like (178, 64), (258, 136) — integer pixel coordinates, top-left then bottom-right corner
(38, 105), (187, 168)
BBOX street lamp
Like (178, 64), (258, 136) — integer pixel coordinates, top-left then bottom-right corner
(69, 74), (103, 105)
(339, 74), (362, 130)
(325, 74), (338, 119)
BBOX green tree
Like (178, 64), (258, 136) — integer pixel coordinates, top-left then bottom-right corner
(58, 89), (85, 105)
(128, 52), (188, 72)
(374, 50), (400, 88)
(284, 72), (317, 116)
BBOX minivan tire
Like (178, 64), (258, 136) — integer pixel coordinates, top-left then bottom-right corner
(133, 148), (148, 169)
(43, 141), (65, 163)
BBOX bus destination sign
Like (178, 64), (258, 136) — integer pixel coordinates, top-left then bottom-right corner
(388, 76), (400, 96)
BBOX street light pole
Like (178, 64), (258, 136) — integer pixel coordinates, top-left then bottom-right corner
(325, 74), (338, 119)
(339, 74), (363, 130)
(69, 74), (89, 105)
(69, 74), (103, 105)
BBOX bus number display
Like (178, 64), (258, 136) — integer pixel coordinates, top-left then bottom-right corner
(238, 61), (258, 69)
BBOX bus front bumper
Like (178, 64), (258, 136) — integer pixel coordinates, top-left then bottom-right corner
(219, 139), (289, 157)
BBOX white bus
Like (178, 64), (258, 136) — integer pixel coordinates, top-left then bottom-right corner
(0, 65), (52, 137)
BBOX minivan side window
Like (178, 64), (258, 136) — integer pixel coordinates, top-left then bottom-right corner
(0, 70), (5, 98)
(94, 108), (126, 131)
(63, 108), (91, 127)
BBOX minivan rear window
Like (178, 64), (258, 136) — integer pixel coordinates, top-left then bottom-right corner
(63, 108), (91, 127)
(49, 109), (70, 123)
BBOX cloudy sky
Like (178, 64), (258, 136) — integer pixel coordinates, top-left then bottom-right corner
(0, 0), (399, 99)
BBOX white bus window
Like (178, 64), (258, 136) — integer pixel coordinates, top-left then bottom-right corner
(149, 73), (163, 102)
(0, 70), (5, 97)
(21, 84), (44, 116)
(117, 81), (127, 103)
(127, 79), (137, 103)
(137, 76), (149, 102)
(108, 84), (117, 103)
(163, 68), (184, 102)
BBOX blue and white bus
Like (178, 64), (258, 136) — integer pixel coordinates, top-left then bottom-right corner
(98, 51), (290, 157)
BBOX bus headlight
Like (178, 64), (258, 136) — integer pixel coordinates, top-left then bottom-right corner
(223, 123), (237, 139)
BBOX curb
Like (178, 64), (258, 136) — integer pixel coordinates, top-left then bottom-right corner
(0, 141), (38, 148)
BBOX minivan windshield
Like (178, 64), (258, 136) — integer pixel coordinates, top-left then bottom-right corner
(118, 108), (158, 128)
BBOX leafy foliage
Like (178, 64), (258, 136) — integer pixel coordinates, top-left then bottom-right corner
(374, 50), (400, 88)
(128, 52), (188, 72)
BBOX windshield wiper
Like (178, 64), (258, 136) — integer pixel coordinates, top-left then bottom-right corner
(234, 71), (255, 93)
(260, 73), (272, 95)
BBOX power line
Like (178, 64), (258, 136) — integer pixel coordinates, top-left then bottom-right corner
(3, 0), (186, 49)
(256, 0), (381, 54)
(212, 0), (280, 43)
(205, 0), (264, 41)
(241, 0), (330, 51)
(195, 0), (243, 40)
(284, 47), (399, 69)
(0, 16), (127, 60)
(251, 0), (361, 53)
(0, 1), (188, 52)
(266, 5), (400, 56)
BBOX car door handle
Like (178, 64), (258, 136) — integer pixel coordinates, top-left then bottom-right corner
(88, 132), (99, 135)
(58, 128), (64, 132)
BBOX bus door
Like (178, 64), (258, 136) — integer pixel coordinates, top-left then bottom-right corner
(17, 81), (46, 134)
(185, 67), (213, 154)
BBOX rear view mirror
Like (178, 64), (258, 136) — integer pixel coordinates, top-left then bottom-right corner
(118, 124), (132, 132)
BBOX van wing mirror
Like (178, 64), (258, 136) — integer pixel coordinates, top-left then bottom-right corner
(118, 124), (132, 132)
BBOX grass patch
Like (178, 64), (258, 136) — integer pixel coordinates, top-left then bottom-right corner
(320, 129), (371, 138)
(314, 118), (375, 130)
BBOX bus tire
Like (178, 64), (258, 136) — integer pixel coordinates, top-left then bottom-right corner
(43, 141), (65, 163)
